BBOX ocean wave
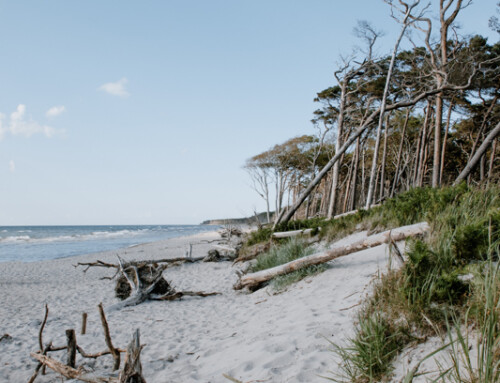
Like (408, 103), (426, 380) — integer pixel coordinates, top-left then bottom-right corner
(0, 235), (31, 243)
(0, 229), (148, 244)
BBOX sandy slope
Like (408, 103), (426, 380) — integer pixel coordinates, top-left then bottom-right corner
(0, 230), (412, 382)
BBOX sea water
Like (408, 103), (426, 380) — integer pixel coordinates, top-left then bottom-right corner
(0, 225), (219, 263)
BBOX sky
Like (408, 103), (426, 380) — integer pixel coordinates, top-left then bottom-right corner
(0, 1), (497, 225)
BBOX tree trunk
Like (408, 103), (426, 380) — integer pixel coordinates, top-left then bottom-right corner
(235, 222), (430, 290)
(417, 103), (432, 187)
(487, 139), (497, 186)
(433, 92), (443, 187)
(365, 4), (415, 208)
(390, 108), (410, 197)
(327, 82), (348, 219)
(439, 99), (454, 185)
(350, 137), (360, 211)
(379, 113), (390, 201)
(454, 121), (500, 185)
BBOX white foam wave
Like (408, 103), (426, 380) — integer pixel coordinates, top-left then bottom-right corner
(0, 229), (148, 244)
(0, 235), (31, 243)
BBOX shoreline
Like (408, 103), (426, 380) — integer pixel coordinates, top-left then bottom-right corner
(0, 228), (395, 382)
(0, 224), (223, 264)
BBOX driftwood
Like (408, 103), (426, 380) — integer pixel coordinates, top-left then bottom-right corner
(118, 329), (146, 383)
(29, 305), (130, 383)
(82, 312), (88, 335)
(98, 303), (121, 370)
(75, 256), (206, 272)
(105, 257), (219, 311)
(30, 353), (117, 383)
(27, 342), (52, 383)
(66, 329), (77, 368)
(234, 222), (430, 290)
(272, 228), (316, 239)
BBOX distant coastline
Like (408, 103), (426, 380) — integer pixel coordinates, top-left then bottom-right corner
(201, 211), (269, 226)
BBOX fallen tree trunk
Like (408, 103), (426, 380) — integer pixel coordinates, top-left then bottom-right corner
(272, 228), (316, 239)
(453, 121), (500, 185)
(234, 222), (429, 290)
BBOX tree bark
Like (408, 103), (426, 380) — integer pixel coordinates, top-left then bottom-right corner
(235, 222), (430, 290)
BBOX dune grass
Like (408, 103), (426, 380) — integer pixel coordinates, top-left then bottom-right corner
(327, 312), (409, 383)
(250, 237), (326, 291)
(327, 184), (500, 382)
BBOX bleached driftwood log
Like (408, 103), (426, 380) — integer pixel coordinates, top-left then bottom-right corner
(234, 222), (429, 290)
(272, 228), (316, 239)
(332, 205), (380, 220)
(30, 353), (117, 383)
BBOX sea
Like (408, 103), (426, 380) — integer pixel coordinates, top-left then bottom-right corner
(0, 225), (220, 263)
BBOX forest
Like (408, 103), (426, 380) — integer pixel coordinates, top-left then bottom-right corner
(244, 0), (499, 225)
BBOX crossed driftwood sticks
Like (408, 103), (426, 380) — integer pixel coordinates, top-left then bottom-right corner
(29, 304), (146, 383)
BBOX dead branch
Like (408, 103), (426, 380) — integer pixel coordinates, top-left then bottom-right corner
(151, 291), (220, 301)
(38, 304), (49, 375)
(75, 260), (119, 272)
(98, 303), (121, 370)
(235, 222), (430, 290)
(76, 256), (206, 273)
(77, 346), (127, 359)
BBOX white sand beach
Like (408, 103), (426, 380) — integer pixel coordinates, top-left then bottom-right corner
(0, 229), (442, 382)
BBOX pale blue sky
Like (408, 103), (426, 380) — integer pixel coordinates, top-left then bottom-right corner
(0, 1), (496, 225)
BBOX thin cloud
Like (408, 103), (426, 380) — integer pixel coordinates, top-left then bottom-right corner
(8, 160), (15, 173)
(46, 105), (65, 118)
(0, 104), (62, 141)
(98, 78), (130, 97)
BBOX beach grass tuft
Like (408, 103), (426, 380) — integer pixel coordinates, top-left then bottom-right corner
(250, 237), (323, 290)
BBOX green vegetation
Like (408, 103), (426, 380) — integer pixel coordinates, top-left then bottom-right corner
(328, 313), (409, 382)
(328, 184), (500, 382)
(244, 227), (273, 247)
(250, 237), (326, 291)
